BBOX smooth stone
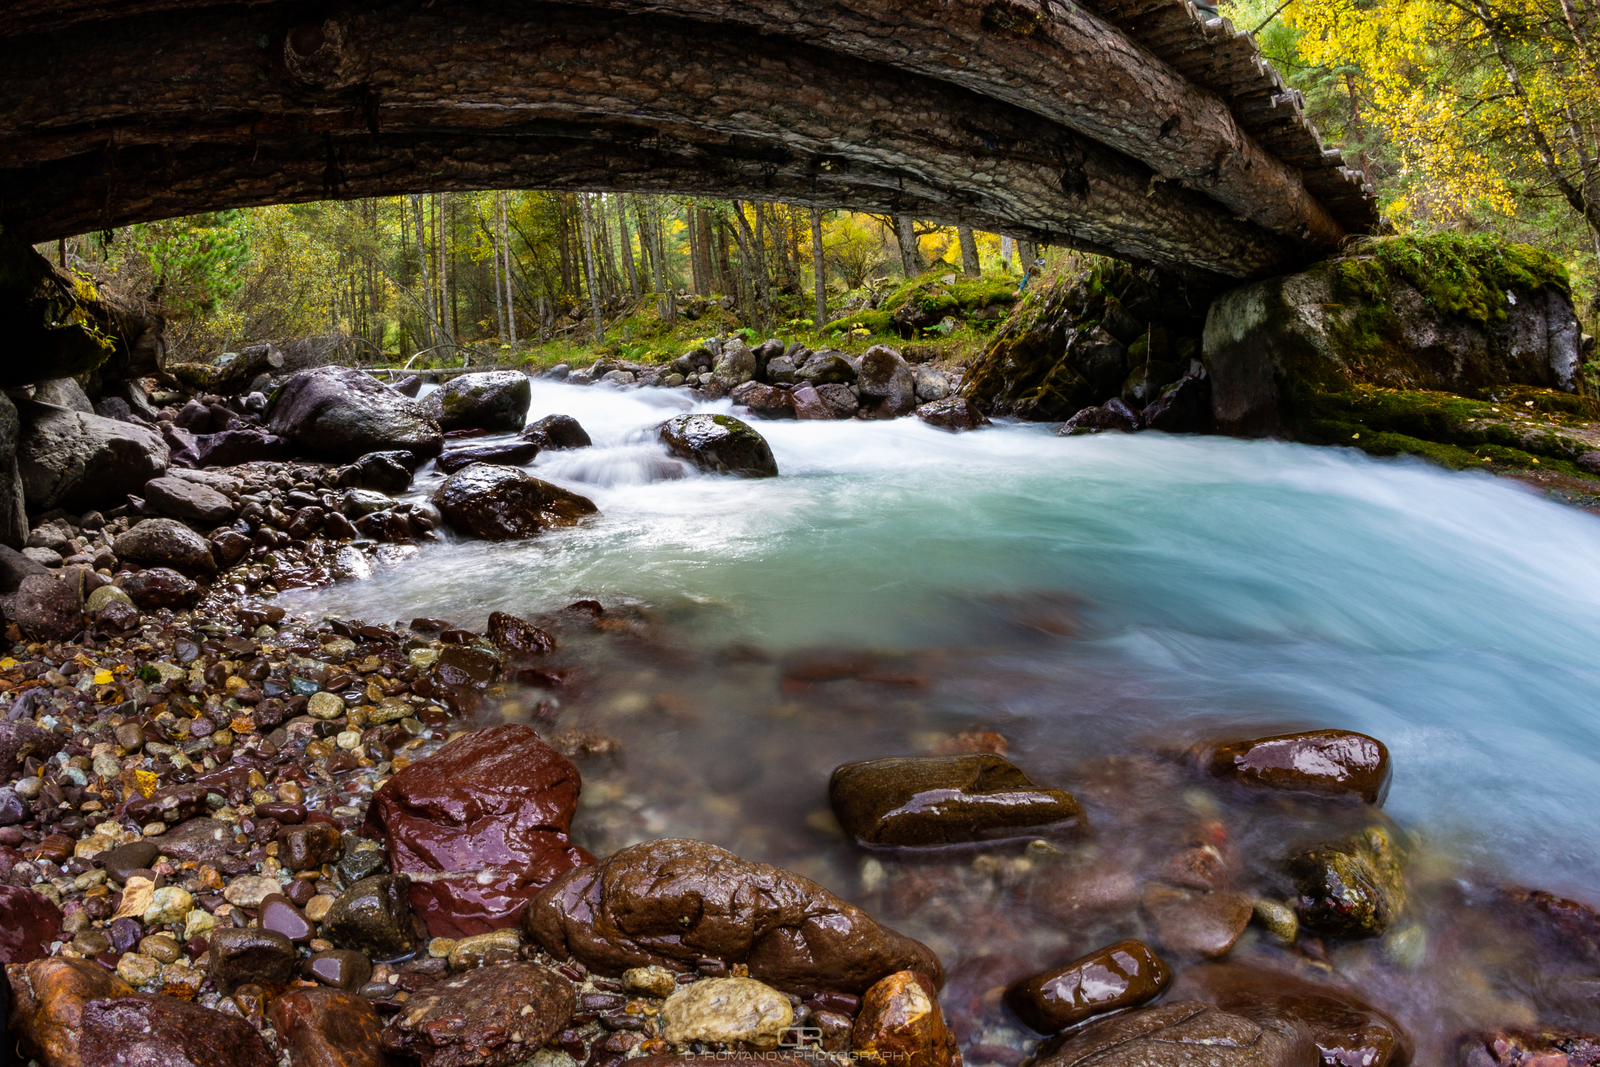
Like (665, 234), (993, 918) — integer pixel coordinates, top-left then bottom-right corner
(80, 992), (275, 1067)
(1208, 729), (1391, 805)
(304, 949), (374, 991)
(661, 976), (794, 1049)
(1035, 1000), (1318, 1067)
(112, 518), (216, 577)
(485, 609), (555, 658)
(431, 464), (598, 541)
(1006, 939), (1171, 1033)
(657, 413), (778, 477)
(270, 987), (393, 1067)
(307, 691), (346, 719)
(520, 413), (592, 449)
(223, 874), (282, 908)
(1172, 962), (1413, 1067)
(336, 848), (389, 888)
(279, 821), (343, 872)
(622, 965), (679, 998)
(829, 754), (1085, 849)
(208, 927), (298, 993)
(9, 957), (133, 1067)
(852, 970), (960, 1067)
(916, 397), (991, 432)
(1141, 886), (1254, 960)
(379, 962), (575, 1067)
(142, 475), (237, 522)
(421, 370), (531, 433)
(261, 894), (315, 943)
(436, 440), (540, 474)
(124, 785), (211, 826)
(362, 724), (590, 939)
(447, 928), (521, 971)
(1289, 827), (1406, 940)
(143, 886), (195, 926)
(121, 566), (201, 609)
(268, 366), (442, 461)
(322, 874), (419, 960)
(525, 837), (942, 996)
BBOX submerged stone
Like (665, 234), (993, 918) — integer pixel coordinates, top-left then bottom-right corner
(380, 962), (575, 1067)
(1289, 827), (1406, 940)
(829, 754), (1085, 849)
(1005, 939), (1170, 1033)
(1035, 1000), (1318, 1067)
(1208, 729), (1391, 805)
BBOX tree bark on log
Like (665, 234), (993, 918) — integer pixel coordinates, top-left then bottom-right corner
(0, 1), (1305, 280)
(167, 342), (283, 395)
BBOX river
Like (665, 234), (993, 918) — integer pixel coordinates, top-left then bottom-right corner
(285, 377), (1600, 1059)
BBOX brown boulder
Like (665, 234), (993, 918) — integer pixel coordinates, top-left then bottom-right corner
(8, 957), (133, 1067)
(829, 754), (1085, 849)
(1207, 729), (1391, 805)
(487, 610), (555, 658)
(1172, 963), (1412, 1067)
(280, 820), (344, 872)
(208, 927), (299, 992)
(853, 970), (960, 1067)
(1006, 939), (1170, 1034)
(380, 962), (575, 1067)
(431, 464), (597, 541)
(270, 987), (399, 1067)
(120, 566), (200, 609)
(80, 992), (275, 1067)
(524, 837), (943, 996)
(361, 724), (592, 938)
(0, 886), (61, 963)
(123, 784), (212, 825)
(1036, 1000), (1319, 1067)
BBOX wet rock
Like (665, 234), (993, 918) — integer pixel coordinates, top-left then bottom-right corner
(124, 783), (211, 826)
(8, 957), (134, 1067)
(914, 365), (953, 403)
(1172, 962), (1412, 1067)
(0, 886), (61, 963)
(1, 572), (83, 640)
(857, 346), (919, 419)
(260, 894), (315, 942)
(1058, 402), (1140, 435)
(730, 381), (795, 418)
(143, 885), (195, 926)
(120, 566), (201, 609)
(486, 610), (555, 658)
(381, 961), (575, 1067)
(280, 820), (344, 872)
(520, 414), (592, 449)
(622, 965), (679, 998)
(333, 450), (417, 494)
(81, 993), (275, 1067)
(436, 440), (540, 474)
(17, 404), (169, 511)
(363, 724), (591, 938)
(306, 949), (374, 990)
(658, 413), (778, 477)
(270, 987), (395, 1067)
(1143, 370), (1212, 432)
(0, 544), (49, 592)
(829, 754), (1085, 849)
(816, 383), (862, 418)
(1207, 729), (1391, 805)
(422, 370), (531, 433)
(179, 427), (294, 467)
(916, 397), (991, 432)
(0, 719), (62, 773)
(269, 366), (443, 461)
(791, 382), (834, 420)
(853, 969), (960, 1067)
(713, 340), (758, 385)
(1289, 827), (1405, 940)
(208, 926), (298, 992)
(156, 817), (237, 866)
(797, 353), (858, 385)
(211, 528), (252, 568)
(661, 976), (794, 1049)
(432, 464), (598, 541)
(142, 474), (236, 522)
(525, 837), (942, 996)
(1005, 940), (1170, 1034)
(1140, 885), (1254, 960)
(1036, 1000), (1318, 1067)
(112, 518), (216, 576)
(324, 875), (419, 960)
(447, 928), (521, 970)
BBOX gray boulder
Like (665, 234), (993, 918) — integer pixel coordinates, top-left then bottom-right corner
(421, 370), (531, 433)
(432, 464), (598, 541)
(796, 353), (857, 386)
(0, 571), (83, 641)
(268, 366), (442, 461)
(143, 476), (236, 523)
(816, 384), (860, 419)
(520, 414), (591, 450)
(112, 518), (216, 576)
(0, 545), (49, 592)
(913, 365), (952, 402)
(1204, 245), (1583, 436)
(33, 378), (92, 413)
(856, 346), (918, 419)
(17, 403), (169, 511)
(712, 341), (757, 386)
(658, 414), (778, 478)
(916, 398), (991, 432)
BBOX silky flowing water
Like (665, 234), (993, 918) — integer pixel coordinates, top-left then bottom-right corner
(286, 378), (1600, 1060)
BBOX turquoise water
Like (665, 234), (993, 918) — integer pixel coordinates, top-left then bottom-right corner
(288, 378), (1600, 895)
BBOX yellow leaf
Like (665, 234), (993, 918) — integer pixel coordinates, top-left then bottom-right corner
(93, 670), (114, 685)
(133, 770), (160, 798)
(0, 658), (13, 669)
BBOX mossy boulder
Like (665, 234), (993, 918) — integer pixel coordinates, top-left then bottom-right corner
(1204, 234), (1580, 437)
(657, 414), (778, 478)
(825, 272), (1018, 339)
(421, 370), (531, 433)
(959, 261), (1209, 421)
(1289, 827), (1406, 940)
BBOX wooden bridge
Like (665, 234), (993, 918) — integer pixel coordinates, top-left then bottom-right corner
(0, 0), (1376, 281)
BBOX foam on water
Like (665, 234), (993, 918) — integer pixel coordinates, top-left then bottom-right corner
(291, 377), (1600, 894)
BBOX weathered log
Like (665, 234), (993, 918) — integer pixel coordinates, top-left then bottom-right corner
(0, 3), (1298, 279)
(167, 343), (283, 396)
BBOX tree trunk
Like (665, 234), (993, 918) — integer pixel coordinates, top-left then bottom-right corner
(958, 226), (981, 277)
(579, 193), (604, 343)
(895, 215), (922, 277)
(619, 195), (640, 301)
(492, 192), (506, 341)
(411, 194), (437, 350)
(810, 207), (827, 329)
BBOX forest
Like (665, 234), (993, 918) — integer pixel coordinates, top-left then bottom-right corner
(40, 0), (1600, 371)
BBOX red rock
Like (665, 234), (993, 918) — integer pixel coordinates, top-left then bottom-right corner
(853, 970), (961, 1067)
(487, 610), (556, 658)
(362, 724), (592, 938)
(280, 820), (343, 872)
(80, 993), (275, 1067)
(270, 986), (398, 1067)
(0, 885), (61, 963)
(380, 962), (575, 1067)
(8, 957), (134, 1067)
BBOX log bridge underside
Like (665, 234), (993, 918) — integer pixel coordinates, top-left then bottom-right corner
(0, 0), (1378, 281)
